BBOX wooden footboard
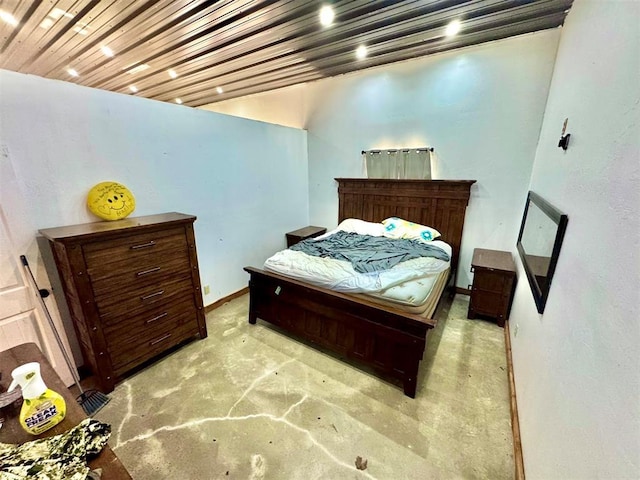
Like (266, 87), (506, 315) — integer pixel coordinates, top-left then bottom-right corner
(244, 267), (437, 397)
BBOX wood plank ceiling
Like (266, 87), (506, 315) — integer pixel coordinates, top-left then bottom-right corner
(0, 0), (573, 107)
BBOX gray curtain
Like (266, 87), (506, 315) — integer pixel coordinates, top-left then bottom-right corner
(365, 149), (431, 179)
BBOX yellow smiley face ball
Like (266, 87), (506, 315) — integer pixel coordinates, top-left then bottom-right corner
(87, 181), (136, 221)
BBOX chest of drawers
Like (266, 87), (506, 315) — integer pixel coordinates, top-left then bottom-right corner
(40, 212), (207, 393)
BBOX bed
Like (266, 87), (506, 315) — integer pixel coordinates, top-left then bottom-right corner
(244, 178), (475, 397)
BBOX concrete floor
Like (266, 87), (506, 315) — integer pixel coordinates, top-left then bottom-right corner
(96, 294), (514, 479)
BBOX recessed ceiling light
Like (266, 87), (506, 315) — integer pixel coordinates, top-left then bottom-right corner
(0, 10), (18, 26)
(355, 45), (367, 60)
(67, 68), (79, 77)
(175, 98), (183, 104)
(168, 69), (178, 79)
(129, 85), (138, 93)
(41, 8), (73, 29)
(72, 23), (90, 35)
(126, 64), (150, 74)
(50, 8), (74, 20)
(319, 6), (334, 27)
(445, 19), (462, 37)
(216, 86), (224, 94)
(101, 46), (114, 57)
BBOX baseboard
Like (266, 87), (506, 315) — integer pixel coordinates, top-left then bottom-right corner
(454, 286), (471, 296)
(505, 321), (525, 480)
(205, 286), (249, 313)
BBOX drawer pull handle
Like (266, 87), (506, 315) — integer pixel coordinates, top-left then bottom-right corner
(146, 312), (168, 324)
(141, 289), (164, 301)
(130, 241), (156, 250)
(150, 333), (172, 346)
(137, 267), (161, 277)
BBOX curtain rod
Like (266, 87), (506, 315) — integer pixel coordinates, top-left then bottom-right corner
(361, 147), (434, 154)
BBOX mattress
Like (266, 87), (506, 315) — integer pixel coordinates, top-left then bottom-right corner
(264, 219), (452, 313)
(354, 266), (450, 318)
(264, 248), (450, 293)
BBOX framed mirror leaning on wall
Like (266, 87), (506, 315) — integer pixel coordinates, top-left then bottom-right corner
(516, 191), (569, 314)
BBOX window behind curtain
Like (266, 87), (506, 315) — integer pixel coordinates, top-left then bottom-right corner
(364, 149), (432, 179)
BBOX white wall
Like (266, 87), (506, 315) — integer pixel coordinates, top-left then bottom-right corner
(305, 31), (561, 288)
(0, 70), (308, 362)
(509, 1), (640, 478)
(200, 83), (307, 129)
(201, 18), (640, 476)
(203, 30), (561, 288)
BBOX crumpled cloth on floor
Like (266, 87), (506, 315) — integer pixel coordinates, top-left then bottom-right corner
(0, 418), (110, 480)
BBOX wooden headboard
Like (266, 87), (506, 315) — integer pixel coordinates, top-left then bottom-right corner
(335, 178), (476, 271)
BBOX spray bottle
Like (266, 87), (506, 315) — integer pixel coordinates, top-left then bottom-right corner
(8, 362), (67, 435)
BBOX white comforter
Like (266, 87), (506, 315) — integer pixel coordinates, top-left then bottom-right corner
(264, 219), (451, 293)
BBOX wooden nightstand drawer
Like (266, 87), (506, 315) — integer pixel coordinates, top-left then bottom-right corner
(470, 284), (513, 314)
(472, 269), (506, 292)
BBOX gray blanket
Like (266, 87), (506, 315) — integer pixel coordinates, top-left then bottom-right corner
(290, 230), (449, 273)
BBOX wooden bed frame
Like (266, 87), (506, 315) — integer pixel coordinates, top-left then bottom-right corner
(244, 179), (475, 397)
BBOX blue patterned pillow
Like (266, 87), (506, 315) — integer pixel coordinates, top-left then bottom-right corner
(382, 217), (441, 242)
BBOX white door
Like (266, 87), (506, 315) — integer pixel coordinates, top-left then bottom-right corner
(0, 145), (74, 385)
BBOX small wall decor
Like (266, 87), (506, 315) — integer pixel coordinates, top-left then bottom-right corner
(87, 181), (136, 221)
(558, 117), (570, 150)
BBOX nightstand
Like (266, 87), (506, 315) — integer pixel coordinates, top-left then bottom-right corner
(286, 226), (327, 247)
(468, 248), (517, 327)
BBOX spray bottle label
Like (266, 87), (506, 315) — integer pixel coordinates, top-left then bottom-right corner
(24, 401), (59, 429)
(19, 392), (66, 435)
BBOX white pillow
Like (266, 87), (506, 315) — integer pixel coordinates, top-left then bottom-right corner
(382, 217), (441, 242)
(335, 218), (386, 237)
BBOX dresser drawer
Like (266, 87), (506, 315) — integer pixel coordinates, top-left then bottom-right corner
(89, 251), (191, 298)
(110, 320), (200, 375)
(83, 227), (187, 267)
(106, 301), (197, 360)
(96, 277), (195, 321)
(102, 299), (197, 344)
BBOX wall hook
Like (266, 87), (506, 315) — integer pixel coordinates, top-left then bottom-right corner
(558, 118), (570, 151)
(558, 133), (570, 150)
